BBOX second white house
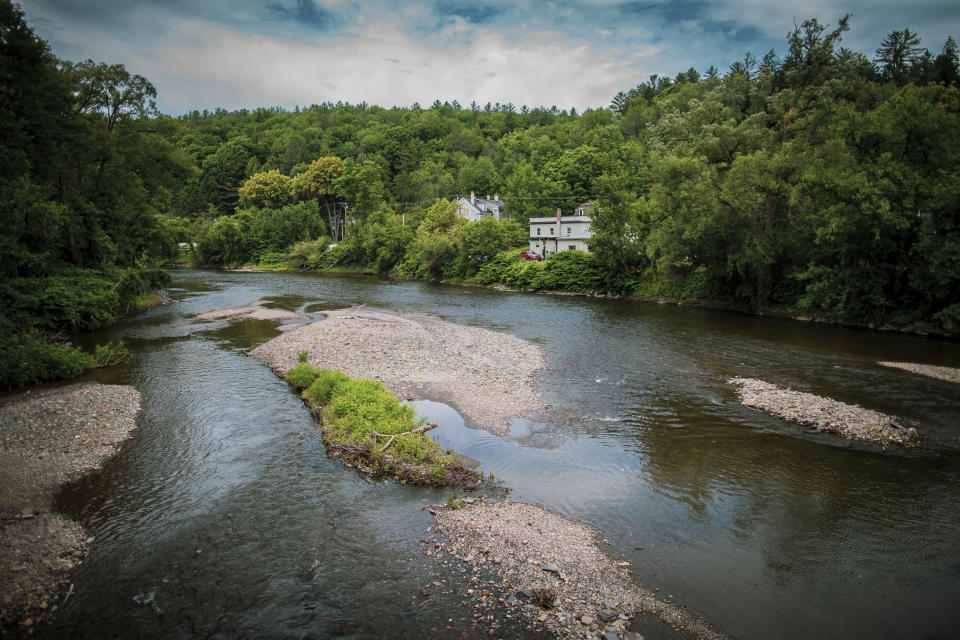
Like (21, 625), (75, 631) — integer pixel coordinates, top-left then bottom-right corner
(529, 203), (594, 255)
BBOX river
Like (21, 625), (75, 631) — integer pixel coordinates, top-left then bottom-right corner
(49, 269), (960, 639)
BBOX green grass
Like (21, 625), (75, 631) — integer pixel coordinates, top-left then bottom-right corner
(284, 364), (478, 486)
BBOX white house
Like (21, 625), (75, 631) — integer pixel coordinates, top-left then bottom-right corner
(456, 192), (503, 222)
(529, 203), (594, 255)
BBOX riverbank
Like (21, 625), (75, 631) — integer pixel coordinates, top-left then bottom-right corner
(204, 261), (959, 340)
(429, 500), (726, 640)
(249, 307), (545, 436)
(729, 377), (920, 448)
(0, 383), (141, 633)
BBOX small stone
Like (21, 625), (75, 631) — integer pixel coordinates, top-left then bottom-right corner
(602, 600), (617, 609)
(604, 627), (619, 640)
(581, 615), (595, 625)
(505, 595), (518, 604)
(599, 608), (619, 622)
(623, 632), (646, 640)
(540, 563), (561, 573)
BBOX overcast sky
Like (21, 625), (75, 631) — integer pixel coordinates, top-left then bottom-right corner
(21, 0), (960, 116)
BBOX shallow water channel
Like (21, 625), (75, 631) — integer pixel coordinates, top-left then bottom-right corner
(46, 270), (960, 639)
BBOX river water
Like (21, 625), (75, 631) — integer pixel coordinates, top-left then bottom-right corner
(48, 270), (960, 639)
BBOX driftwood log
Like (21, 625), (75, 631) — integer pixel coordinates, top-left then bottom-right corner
(371, 422), (438, 453)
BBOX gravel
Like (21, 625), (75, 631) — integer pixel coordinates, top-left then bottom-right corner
(878, 362), (960, 385)
(428, 500), (727, 640)
(729, 377), (920, 448)
(196, 300), (309, 322)
(249, 306), (545, 436)
(0, 383), (141, 632)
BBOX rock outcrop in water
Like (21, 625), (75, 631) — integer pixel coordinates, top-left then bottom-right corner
(729, 377), (920, 448)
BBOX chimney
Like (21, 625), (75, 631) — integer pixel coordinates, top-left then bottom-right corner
(470, 191), (475, 204)
(494, 193), (499, 201)
(486, 194), (490, 201)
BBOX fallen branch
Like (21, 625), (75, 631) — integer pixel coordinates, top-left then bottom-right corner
(340, 303), (368, 319)
(371, 422), (438, 453)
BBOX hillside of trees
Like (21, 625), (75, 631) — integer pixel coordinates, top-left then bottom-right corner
(3, 1), (959, 388)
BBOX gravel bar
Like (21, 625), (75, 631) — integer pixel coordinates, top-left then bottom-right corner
(429, 500), (727, 640)
(249, 306), (545, 436)
(196, 299), (309, 322)
(0, 383), (141, 632)
(729, 377), (919, 448)
(878, 362), (960, 385)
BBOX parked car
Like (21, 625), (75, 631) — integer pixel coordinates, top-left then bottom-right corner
(520, 250), (543, 261)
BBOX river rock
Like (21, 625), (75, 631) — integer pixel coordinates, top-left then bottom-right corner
(599, 608), (619, 622)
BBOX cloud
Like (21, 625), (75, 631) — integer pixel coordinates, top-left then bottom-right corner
(20, 0), (960, 115)
(126, 18), (642, 113)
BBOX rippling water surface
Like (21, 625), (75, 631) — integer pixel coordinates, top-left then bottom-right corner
(50, 270), (960, 639)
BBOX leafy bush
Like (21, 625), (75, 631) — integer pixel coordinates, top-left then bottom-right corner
(92, 341), (130, 367)
(302, 369), (349, 405)
(284, 363), (320, 390)
(0, 321), (94, 390)
(282, 368), (476, 486)
(477, 249), (604, 292)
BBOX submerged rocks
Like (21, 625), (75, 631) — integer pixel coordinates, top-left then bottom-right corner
(728, 377), (920, 448)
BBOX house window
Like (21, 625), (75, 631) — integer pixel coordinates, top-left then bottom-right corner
(536, 228), (541, 236)
(566, 227), (571, 236)
(549, 228), (554, 236)
(568, 245), (576, 250)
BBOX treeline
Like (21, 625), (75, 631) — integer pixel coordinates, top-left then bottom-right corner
(3, 5), (959, 389)
(173, 16), (959, 333)
(0, 1), (190, 388)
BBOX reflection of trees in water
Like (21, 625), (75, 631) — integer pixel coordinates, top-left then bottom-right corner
(638, 415), (960, 584)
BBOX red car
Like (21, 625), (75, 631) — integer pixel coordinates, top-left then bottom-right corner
(521, 250), (543, 261)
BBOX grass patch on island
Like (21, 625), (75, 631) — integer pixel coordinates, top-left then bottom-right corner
(284, 363), (481, 487)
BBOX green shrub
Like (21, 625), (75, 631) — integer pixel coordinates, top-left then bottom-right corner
(283, 369), (475, 485)
(284, 363), (320, 389)
(0, 328), (94, 390)
(302, 369), (349, 405)
(92, 341), (130, 367)
(297, 350), (309, 363)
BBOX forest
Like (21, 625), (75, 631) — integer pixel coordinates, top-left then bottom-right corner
(2, 0), (959, 389)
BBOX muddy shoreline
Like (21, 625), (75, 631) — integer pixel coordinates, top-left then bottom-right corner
(0, 383), (141, 633)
